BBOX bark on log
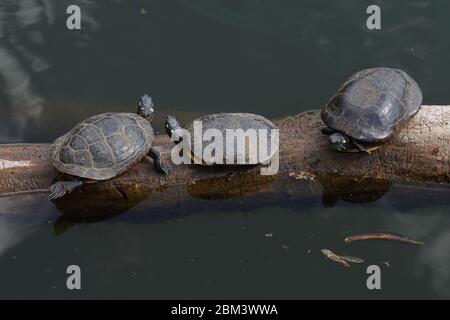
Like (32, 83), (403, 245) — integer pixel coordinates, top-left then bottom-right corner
(0, 105), (449, 217)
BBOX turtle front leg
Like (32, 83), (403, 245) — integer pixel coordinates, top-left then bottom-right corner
(49, 179), (85, 200)
(320, 127), (335, 135)
(147, 147), (168, 175)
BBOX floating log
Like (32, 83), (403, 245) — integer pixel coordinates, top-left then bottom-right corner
(0, 106), (449, 217)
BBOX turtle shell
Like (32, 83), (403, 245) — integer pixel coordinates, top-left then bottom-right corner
(184, 113), (278, 165)
(52, 113), (153, 180)
(321, 68), (422, 143)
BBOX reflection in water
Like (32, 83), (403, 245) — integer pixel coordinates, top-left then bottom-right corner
(51, 185), (151, 235)
(376, 205), (450, 298)
(0, 184), (450, 298)
(187, 168), (276, 200)
(418, 230), (450, 298)
(317, 175), (392, 207)
(0, 193), (56, 258)
(0, 0), (49, 141)
(180, 0), (435, 77)
(0, 218), (30, 259)
(0, 0), (99, 142)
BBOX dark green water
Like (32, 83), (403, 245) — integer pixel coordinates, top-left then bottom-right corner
(0, 0), (449, 299)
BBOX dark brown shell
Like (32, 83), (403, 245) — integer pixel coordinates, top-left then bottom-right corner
(51, 113), (153, 180)
(321, 68), (423, 143)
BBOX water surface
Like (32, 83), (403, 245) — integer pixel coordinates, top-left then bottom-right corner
(0, 0), (449, 299)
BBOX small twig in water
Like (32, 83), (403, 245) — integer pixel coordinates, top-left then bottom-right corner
(344, 233), (424, 246)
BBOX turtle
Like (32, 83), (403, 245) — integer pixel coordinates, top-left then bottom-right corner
(320, 67), (423, 153)
(164, 113), (278, 165)
(48, 94), (168, 200)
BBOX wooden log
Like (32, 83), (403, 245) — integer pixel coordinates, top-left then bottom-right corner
(0, 106), (449, 217)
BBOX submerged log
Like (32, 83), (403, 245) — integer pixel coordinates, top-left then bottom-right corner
(0, 105), (449, 217)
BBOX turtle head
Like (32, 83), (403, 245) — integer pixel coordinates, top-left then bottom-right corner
(328, 132), (350, 152)
(165, 115), (184, 143)
(137, 94), (155, 120)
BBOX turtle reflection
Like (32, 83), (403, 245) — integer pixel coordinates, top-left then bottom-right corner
(317, 175), (392, 207)
(187, 168), (276, 200)
(51, 185), (151, 235)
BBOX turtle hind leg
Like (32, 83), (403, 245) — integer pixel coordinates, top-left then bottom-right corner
(49, 179), (84, 200)
(353, 141), (378, 154)
(148, 147), (168, 175)
(365, 145), (380, 153)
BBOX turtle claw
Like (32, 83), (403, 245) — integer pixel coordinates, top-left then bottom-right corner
(49, 183), (67, 200)
(159, 166), (169, 175)
(148, 148), (168, 175)
(157, 162), (169, 175)
(48, 180), (84, 200)
(365, 146), (380, 153)
(353, 141), (373, 154)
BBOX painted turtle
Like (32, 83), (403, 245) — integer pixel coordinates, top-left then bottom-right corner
(165, 113), (278, 165)
(49, 94), (167, 200)
(321, 68), (422, 153)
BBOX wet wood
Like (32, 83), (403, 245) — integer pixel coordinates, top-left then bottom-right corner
(0, 105), (449, 215)
(344, 233), (425, 246)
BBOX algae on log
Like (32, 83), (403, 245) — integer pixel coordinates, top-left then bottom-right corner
(0, 105), (449, 216)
